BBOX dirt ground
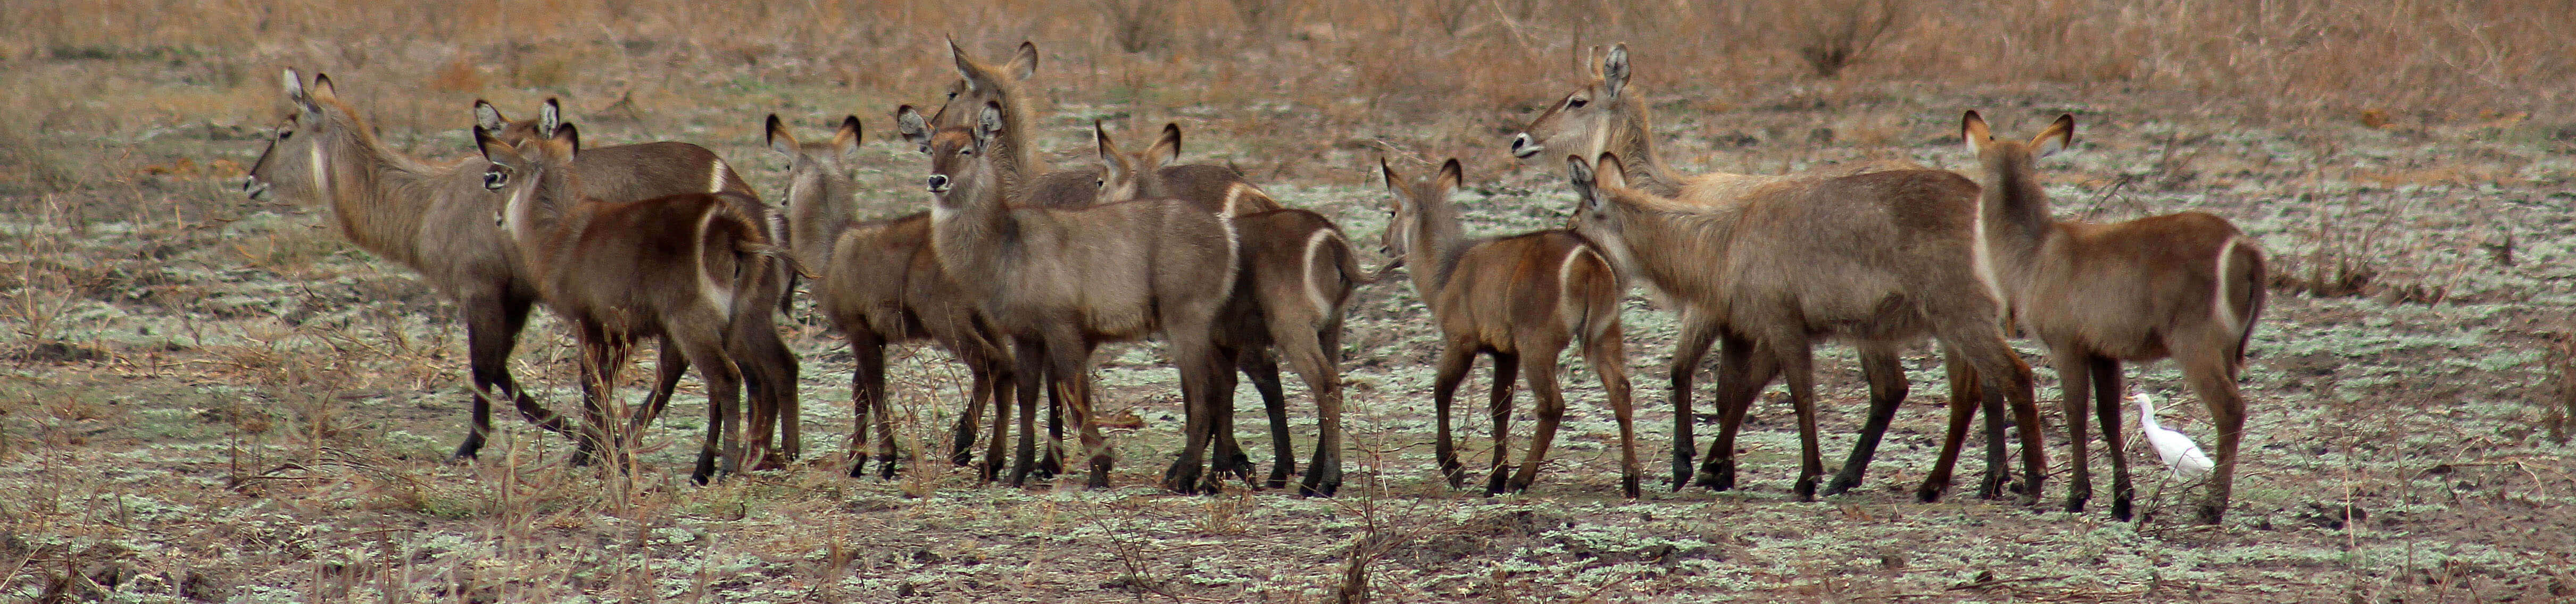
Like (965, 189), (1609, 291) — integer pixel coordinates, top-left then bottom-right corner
(7, 22), (2576, 604)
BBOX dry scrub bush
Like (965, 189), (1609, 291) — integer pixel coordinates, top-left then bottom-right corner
(1792, 0), (1907, 78)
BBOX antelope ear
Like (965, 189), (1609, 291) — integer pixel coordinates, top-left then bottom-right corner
(1601, 44), (1631, 101)
(1565, 154), (1596, 195)
(765, 114), (797, 156)
(281, 68), (308, 102)
(473, 127), (516, 167)
(309, 73), (338, 102)
(1435, 158), (1465, 194)
(973, 100), (1005, 149)
(553, 122), (581, 156)
(1960, 110), (1992, 154)
(949, 36), (988, 92)
(1379, 156), (1402, 192)
(833, 115), (863, 159)
(894, 105), (932, 152)
(1592, 153), (1628, 191)
(2035, 113), (2075, 157)
(475, 100), (509, 133)
(537, 98), (563, 139)
(1094, 121), (1127, 175)
(1145, 123), (1182, 167)
(1006, 40), (1040, 81)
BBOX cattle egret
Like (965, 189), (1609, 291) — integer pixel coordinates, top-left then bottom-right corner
(2134, 391), (2214, 480)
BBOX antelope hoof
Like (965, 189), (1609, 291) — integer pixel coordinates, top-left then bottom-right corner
(1298, 473), (1342, 498)
(451, 433), (486, 462)
(1792, 477), (1818, 502)
(1976, 474), (2009, 500)
(1169, 463), (1206, 496)
(1622, 475), (1641, 500)
(1692, 460), (1735, 492)
(1822, 472), (1863, 497)
(875, 454), (901, 480)
(949, 447), (976, 468)
(2194, 503), (2225, 525)
(1438, 458), (1468, 489)
(1483, 467), (1511, 496)
(1086, 457), (1115, 490)
(1915, 481), (1947, 503)
(2064, 493), (2089, 514)
(1038, 451), (1066, 479)
(2111, 498), (2134, 523)
(1266, 466), (1293, 491)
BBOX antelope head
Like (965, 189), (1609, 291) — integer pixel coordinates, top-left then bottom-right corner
(244, 69), (344, 203)
(476, 117), (581, 244)
(1095, 122), (1181, 202)
(1511, 44), (1630, 163)
(934, 38), (1038, 128)
(921, 101), (1006, 215)
(1564, 153), (1640, 274)
(1376, 157), (1464, 270)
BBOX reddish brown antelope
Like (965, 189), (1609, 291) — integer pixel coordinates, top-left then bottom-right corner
(1382, 158), (1641, 498)
(477, 98), (801, 459)
(480, 119), (799, 484)
(766, 114), (1022, 480)
(1960, 111), (2263, 523)
(1567, 149), (2047, 504)
(239, 70), (741, 465)
(1514, 44), (2039, 500)
(923, 101), (1241, 493)
(1096, 121), (1374, 496)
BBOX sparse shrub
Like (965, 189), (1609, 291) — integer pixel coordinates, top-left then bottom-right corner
(1099, 0), (1171, 54)
(1791, 0), (1907, 78)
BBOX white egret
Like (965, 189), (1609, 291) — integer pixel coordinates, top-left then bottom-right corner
(2134, 391), (2213, 480)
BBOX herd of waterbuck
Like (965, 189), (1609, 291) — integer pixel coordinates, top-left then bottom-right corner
(237, 40), (2262, 524)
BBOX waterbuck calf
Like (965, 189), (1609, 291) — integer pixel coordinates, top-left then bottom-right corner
(1513, 44), (2033, 499)
(480, 120), (799, 484)
(1097, 122), (1374, 496)
(924, 102), (1241, 493)
(766, 114), (1019, 480)
(238, 70), (737, 464)
(478, 98), (801, 459)
(1960, 111), (2263, 523)
(1382, 158), (1640, 498)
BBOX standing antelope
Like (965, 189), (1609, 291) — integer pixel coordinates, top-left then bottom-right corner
(1567, 149), (2047, 504)
(1383, 158), (1641, 498)
(1514, 44), (2039, 500)
(477, 98), (801, 459)
(238, 70), (741, 465)
(766, 114), (1020, 480)
(480, 116), (798, 484)
(1960, 111), (2262, 523)
(1097, 121), (1374, 496)
(923, 101), (1241, 493)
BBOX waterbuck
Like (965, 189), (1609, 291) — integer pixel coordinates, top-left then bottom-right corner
(239, 70), (738, 464)
(480, 118), (798, 484)
(766, 114), (1021, 480)
(477, 98), (801, 459)
(1563, 150), (2046, 503)
(1511, 44), (2036, 499)
(1382, 158), (1641, 498)
(1959, 111), (2263, 523)
(1096, 121), (1375, 496)
(923, 101), (1241, 493)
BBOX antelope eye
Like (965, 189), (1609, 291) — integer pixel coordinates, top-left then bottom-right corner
(482, 169), (509, 190)
(1095, 179), (1106, 188)
(1567, 97), (1589, 109)
(958, 147), (973, 156)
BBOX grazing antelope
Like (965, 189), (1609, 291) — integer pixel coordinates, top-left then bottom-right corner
(923, 101), (1241, 493)
(766, 114), (1023, 479)
(480, 118), (799, 484)
(1567, 151), (2046, 504)
(1959, 111), (2262, 523)
(238, 70), (721, 464)
(478, 98), (801, 459)
(1096, 121), (1374, 496)
(1383, 158), (1641, 498)
(1514, 44), (2036, 499)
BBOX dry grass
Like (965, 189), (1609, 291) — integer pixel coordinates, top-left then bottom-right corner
(5, 1), (2576, 602)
